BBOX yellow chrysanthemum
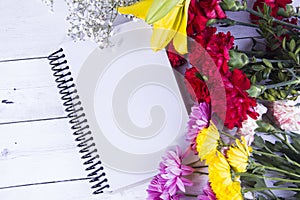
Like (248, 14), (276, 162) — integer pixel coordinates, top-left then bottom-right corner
(196, 121), (220, 163)
(208, 151), (243, 200)
(117, 0), (190, 54)
(227, 136), (252, 173)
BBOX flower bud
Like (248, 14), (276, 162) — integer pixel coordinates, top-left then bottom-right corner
(228, 50), (249, 69)
(256, 120), (278, 133)
(277, 5), (295, 18)
(247, 85), (266, 98)
(220, 0), (247, 11)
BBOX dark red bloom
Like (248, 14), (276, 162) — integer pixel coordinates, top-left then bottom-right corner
(189, 28), (234, 75)
(184, 67), (211, 104)
(187, 0), (226, 36)
(166, 42), (187, 68)
(198, 0), (227, 19)
(185, 67), (258, 129)
(223, 69), (259, 128)
(204, 31), (234, 74)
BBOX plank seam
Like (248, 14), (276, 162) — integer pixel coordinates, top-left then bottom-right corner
(0, 116), (68, 126)
(0, 56), (47, 63)
(0, 177), (92, 190)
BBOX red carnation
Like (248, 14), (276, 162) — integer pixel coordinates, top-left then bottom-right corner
(189, 29), (234, 75)
(166, 42), (187, 68)
(184, 67), (211, 104)
(199, 0), (227, 19)
(223, 69), (258, 128)
(187, 0), (226, 36)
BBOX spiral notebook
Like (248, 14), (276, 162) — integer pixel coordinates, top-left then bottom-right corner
(47, 21), (189, 194)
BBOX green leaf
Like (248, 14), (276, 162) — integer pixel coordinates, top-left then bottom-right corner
(252, 64), (265, 71)
(262, 58), (273, 69)
(294, 46), (300, 56)
(288, 52), (297, 62)
(289, 39), (296, 52)
(279, 90), (287, 98)
(262, 68), (271, 79)
(251, 75), (257, 84)
(277, 62), (283, 69)
(282, 37), (287, 50)
(145, 0), (181, 24)
(278, 71), (286, 81)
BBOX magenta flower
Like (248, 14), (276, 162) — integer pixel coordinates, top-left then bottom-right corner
(197, 183), (216, 200)
(147, 175), (166, 200)
(186, 102), (211, 153)
(147, 146), (194, 199)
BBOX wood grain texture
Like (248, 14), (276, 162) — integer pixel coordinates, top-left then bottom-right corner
(0, 59), (65, 123)
(2, 0), (295, 199)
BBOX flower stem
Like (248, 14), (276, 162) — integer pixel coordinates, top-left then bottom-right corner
(282, 133), (300, 154)
(252, 58), (295, 63)
(221, 131), (237, 140)
(194, 171), (209, 175)
(255, 164), (300, 178)
(235, 36), (263, 40)
(213, 18), (259, 28)
(186, 159), (201, 166)
(252, 150), (282, 159)
(264, 79), (300, 90)
(193, 165), (208, 169)
(244, 187), (300, 192)
(245, 7), (300, 30)
(238, 172), (300, 184)
(185, 193), (198, 197)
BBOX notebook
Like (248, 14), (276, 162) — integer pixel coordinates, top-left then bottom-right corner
(47, 20), (189, 194)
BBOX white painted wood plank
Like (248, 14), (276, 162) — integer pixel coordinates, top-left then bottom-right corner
(0, 180), (150, 200)
(0, 0), (69, 60)
(0, 149), (87, 188)
(0, 59), (65, 123)
(0, 118), (74, 154)
(0, 59), (53, 89)
(0, 87), (65, 123)
(0, 119), (89, 187)
(0, 180), (94, 200)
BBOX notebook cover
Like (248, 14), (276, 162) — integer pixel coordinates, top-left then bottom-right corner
(54, 20), (189, 193)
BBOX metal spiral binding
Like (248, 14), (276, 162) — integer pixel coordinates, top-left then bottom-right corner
(48, 48), (110, 194)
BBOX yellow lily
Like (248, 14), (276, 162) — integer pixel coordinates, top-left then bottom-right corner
(117, 0), (190, 54)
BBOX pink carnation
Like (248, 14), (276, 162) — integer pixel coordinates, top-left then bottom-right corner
(270, 100), (300, 132)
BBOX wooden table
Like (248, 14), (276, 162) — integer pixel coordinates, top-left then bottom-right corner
(0, 1), (150, 199)
(1, 1), (297, 199)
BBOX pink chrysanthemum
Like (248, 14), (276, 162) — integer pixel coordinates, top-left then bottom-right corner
(147, 147), (194, 199)
(186, 102), (211, 153)
(197, 183), (216, 200)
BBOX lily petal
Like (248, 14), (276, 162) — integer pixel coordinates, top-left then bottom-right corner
(117, 0), (154, 20)
(173, 0), (190, 54)
(146, 0), (181, 24)
(150, 3), (184, 52)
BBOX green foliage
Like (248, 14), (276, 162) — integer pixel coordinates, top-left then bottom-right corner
(242, 125), (300, 199)
(234, 14), (300, 101)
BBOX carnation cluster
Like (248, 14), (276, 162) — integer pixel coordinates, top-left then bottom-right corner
(117, 0), (300, 199)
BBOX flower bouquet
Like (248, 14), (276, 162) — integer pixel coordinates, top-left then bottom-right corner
(117, 0), (300, 199)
